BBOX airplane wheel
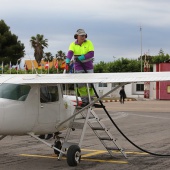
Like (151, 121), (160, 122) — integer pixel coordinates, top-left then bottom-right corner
(54, 140), (62, 155)
(67, 145), (81, 166)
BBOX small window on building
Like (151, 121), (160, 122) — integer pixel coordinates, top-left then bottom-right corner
(99, 83), (107, 87)
(112, 83), (116, 87)
(40, 86), (59, 103)
(136, 84), (144, 91)
(167, 85), (170, 93)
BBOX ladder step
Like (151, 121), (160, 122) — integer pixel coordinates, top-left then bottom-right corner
(88, 118), (98, 123)
(91, 127), (105, 130)
(105, 147), (121, 151)
(98, 137), (112, 140)
(76, 116), (95, 120)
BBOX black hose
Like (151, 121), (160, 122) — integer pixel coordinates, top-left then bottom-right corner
(77, 59), (170, 157)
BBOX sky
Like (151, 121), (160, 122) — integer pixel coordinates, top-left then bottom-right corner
(1, 0), (170, 64)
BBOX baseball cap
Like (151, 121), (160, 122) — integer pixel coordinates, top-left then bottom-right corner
(76, 29), (87, 35)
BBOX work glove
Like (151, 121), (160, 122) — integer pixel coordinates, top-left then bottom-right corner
(78, 55), (85, 61)
(65, 59), (70, 72)
(65, 58), (70, 64)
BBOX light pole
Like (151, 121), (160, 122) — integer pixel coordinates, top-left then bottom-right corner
(140, 26), (142, 72)
(17, 58), (21, 74)
(113, 56), (116, 62)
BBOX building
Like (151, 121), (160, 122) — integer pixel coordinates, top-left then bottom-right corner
(94, 62), (170, 100)
(93, 82), (144, 99)
(24, 59), (58, 70)
(153, 61), (170, 100)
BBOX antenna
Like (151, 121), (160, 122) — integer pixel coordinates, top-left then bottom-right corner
(140, 25), (143, 72)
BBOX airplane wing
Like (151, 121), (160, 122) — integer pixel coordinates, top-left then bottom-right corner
(0, 72), (170, 84)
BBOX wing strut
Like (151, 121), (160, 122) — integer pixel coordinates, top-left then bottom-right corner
(28, 132), (65, 155)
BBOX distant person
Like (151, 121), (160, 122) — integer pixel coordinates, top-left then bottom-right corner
(119, 86), (126, 104)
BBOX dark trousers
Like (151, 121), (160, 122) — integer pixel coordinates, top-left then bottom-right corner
(120, 96), (125, 104)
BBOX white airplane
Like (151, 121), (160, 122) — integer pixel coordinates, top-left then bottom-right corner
(0, 72), (170, 166)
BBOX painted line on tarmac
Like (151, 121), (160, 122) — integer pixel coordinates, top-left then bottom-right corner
(123, 151), (148, 155)
(20, 154), (57, 159)
(81, 148), (148, 156)
(20, 148), (147, 164)
(81, 150), (147, 158)
(20, 153), (128, 164)
(81, 150), (107, 158)
(81, 158), (128, 164)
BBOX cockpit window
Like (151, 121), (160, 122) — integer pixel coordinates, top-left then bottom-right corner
(40, 86), (59, 103)
(0, 83), (31, 101)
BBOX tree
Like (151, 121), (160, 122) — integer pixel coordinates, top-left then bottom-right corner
(151, 54), (169, 64)
(30, 34), (48, 65)
(55, 50), (66, 60)
(0, 20), (25, 64)
(94, 61), (108, 73)
(94, 58), (141, 73)
(158, 48), (164, 56)
(43, 52), (53, 62)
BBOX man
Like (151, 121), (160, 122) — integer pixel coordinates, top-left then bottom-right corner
(65, 29), (94, 106)
(119, 86), (126, 104)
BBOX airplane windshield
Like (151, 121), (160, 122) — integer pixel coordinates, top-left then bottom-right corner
(0, 83), (31, 101)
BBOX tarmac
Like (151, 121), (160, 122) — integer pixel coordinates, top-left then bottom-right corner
(0, 99), (170, 170)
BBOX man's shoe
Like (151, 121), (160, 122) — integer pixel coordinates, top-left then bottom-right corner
(45, 134), (53, 140)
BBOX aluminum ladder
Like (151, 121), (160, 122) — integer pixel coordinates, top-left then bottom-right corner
(58, 105), (127, 159)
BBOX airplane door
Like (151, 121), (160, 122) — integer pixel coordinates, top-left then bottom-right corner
(38, 85), (60, 124)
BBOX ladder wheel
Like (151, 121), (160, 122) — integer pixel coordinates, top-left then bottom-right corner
(54, 140), (62, 155)
(67, 145), (81, 166)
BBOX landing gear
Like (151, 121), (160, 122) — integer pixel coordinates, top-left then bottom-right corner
(28, 133), (81, 166)
(54, 140), (62, 155)
(67, 145), (81, 166)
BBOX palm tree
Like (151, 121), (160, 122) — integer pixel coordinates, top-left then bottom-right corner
(30, 34), (48, 65)
(43, 52), (53, 62)
(55, 50), (66, 60)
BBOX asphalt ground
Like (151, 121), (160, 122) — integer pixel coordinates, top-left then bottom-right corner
(0, 100), (170, 170)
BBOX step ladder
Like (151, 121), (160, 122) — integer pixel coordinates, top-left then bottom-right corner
(58, 105), (127, 159)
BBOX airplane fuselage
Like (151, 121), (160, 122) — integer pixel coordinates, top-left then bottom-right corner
(0, 83), (75, 136)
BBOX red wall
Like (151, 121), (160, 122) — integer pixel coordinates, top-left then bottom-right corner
(156, 63), (170, 100)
